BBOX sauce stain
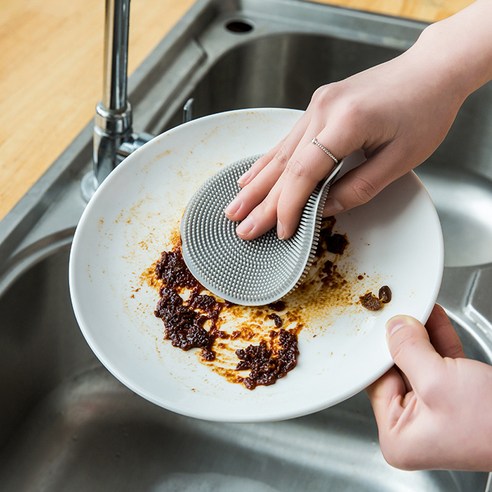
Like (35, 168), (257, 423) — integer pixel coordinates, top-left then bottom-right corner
(142, 217), (385, 390)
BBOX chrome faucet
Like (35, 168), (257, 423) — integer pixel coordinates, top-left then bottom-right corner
(82, 0), (152, 200)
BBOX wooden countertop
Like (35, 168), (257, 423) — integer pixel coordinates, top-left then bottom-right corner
(0, 0), (472, 221)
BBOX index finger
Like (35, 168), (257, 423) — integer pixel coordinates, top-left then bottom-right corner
(426, 304), (465, 359)
(366, 367), (407, 432)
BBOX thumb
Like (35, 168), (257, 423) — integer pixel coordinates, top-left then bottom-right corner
(386, 315), (442, 390)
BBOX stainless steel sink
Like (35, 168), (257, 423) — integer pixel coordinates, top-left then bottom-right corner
(1, 1), (492, 490)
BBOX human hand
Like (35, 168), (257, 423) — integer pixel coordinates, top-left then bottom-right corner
(224, 0), (492, 241)
(367, 304), (492, 471)
(224, 42), (465, 240)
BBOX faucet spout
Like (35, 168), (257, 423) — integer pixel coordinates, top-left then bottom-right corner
(83, 0), (152, 200)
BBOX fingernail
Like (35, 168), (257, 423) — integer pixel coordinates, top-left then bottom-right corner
(324, 197), (344, 217)
(386, 316), (411, 336)
(236, 216), (255, 238)
(277, 221), (285, 240)
(225, 198), (241, 218)
(238, 169), (253, 186)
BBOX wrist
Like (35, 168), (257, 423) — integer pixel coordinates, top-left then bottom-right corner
(413, 1), (492, 101)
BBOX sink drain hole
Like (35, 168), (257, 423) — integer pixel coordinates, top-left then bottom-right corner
(225, 19), (254, 34)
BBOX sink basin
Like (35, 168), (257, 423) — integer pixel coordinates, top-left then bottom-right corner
(0, 244), (489, 491)
(1, 1), (491, 490)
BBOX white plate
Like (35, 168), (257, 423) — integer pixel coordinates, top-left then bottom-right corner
(69, 108), (443, 422)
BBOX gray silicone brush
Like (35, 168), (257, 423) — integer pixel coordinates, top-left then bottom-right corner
(180, 155), (343, 306)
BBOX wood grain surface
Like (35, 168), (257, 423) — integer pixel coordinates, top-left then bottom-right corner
(0, 0), (472, 220)
(318, 0), (472, 20)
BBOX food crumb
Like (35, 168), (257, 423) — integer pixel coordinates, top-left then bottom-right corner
(378, 285), (392, 303)
(267, 300), (286, 312)
(267, 313), (283, 328)
(360, 292), (383, 311)
(360, 285), (392, 311)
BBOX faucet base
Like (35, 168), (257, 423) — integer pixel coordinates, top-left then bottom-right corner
(82, 130), (154, 202)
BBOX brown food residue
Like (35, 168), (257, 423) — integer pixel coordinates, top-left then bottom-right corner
(378, 285), (392, 304)
(154, 249), (224, 362)
(235, 329), (299, 390)
(360, 285), (393, 311)
(144, 216), (385, 390)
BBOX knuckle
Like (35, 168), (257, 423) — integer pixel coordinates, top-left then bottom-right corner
(285, 158), (309, 178)
(337, 98), (366, 128)
(310, 85), (326, 105)
(273, 146), (289, 168)
(310, 83), (338, 106)
(350, 175), (378, 204)
(310, 84), (368, 129)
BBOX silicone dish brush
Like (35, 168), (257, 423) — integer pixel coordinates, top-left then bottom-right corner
(180, 155), (343, 306)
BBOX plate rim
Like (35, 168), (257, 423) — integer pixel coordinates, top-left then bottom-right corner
(69, 107), (444, 422)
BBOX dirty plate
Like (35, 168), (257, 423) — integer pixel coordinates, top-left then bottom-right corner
(69, 108), (443, 422)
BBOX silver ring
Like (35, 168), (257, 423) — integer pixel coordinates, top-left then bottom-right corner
(311, 138), (339, 164)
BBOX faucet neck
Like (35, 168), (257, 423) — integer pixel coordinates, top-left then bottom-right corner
(102, 0), (130, 112)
